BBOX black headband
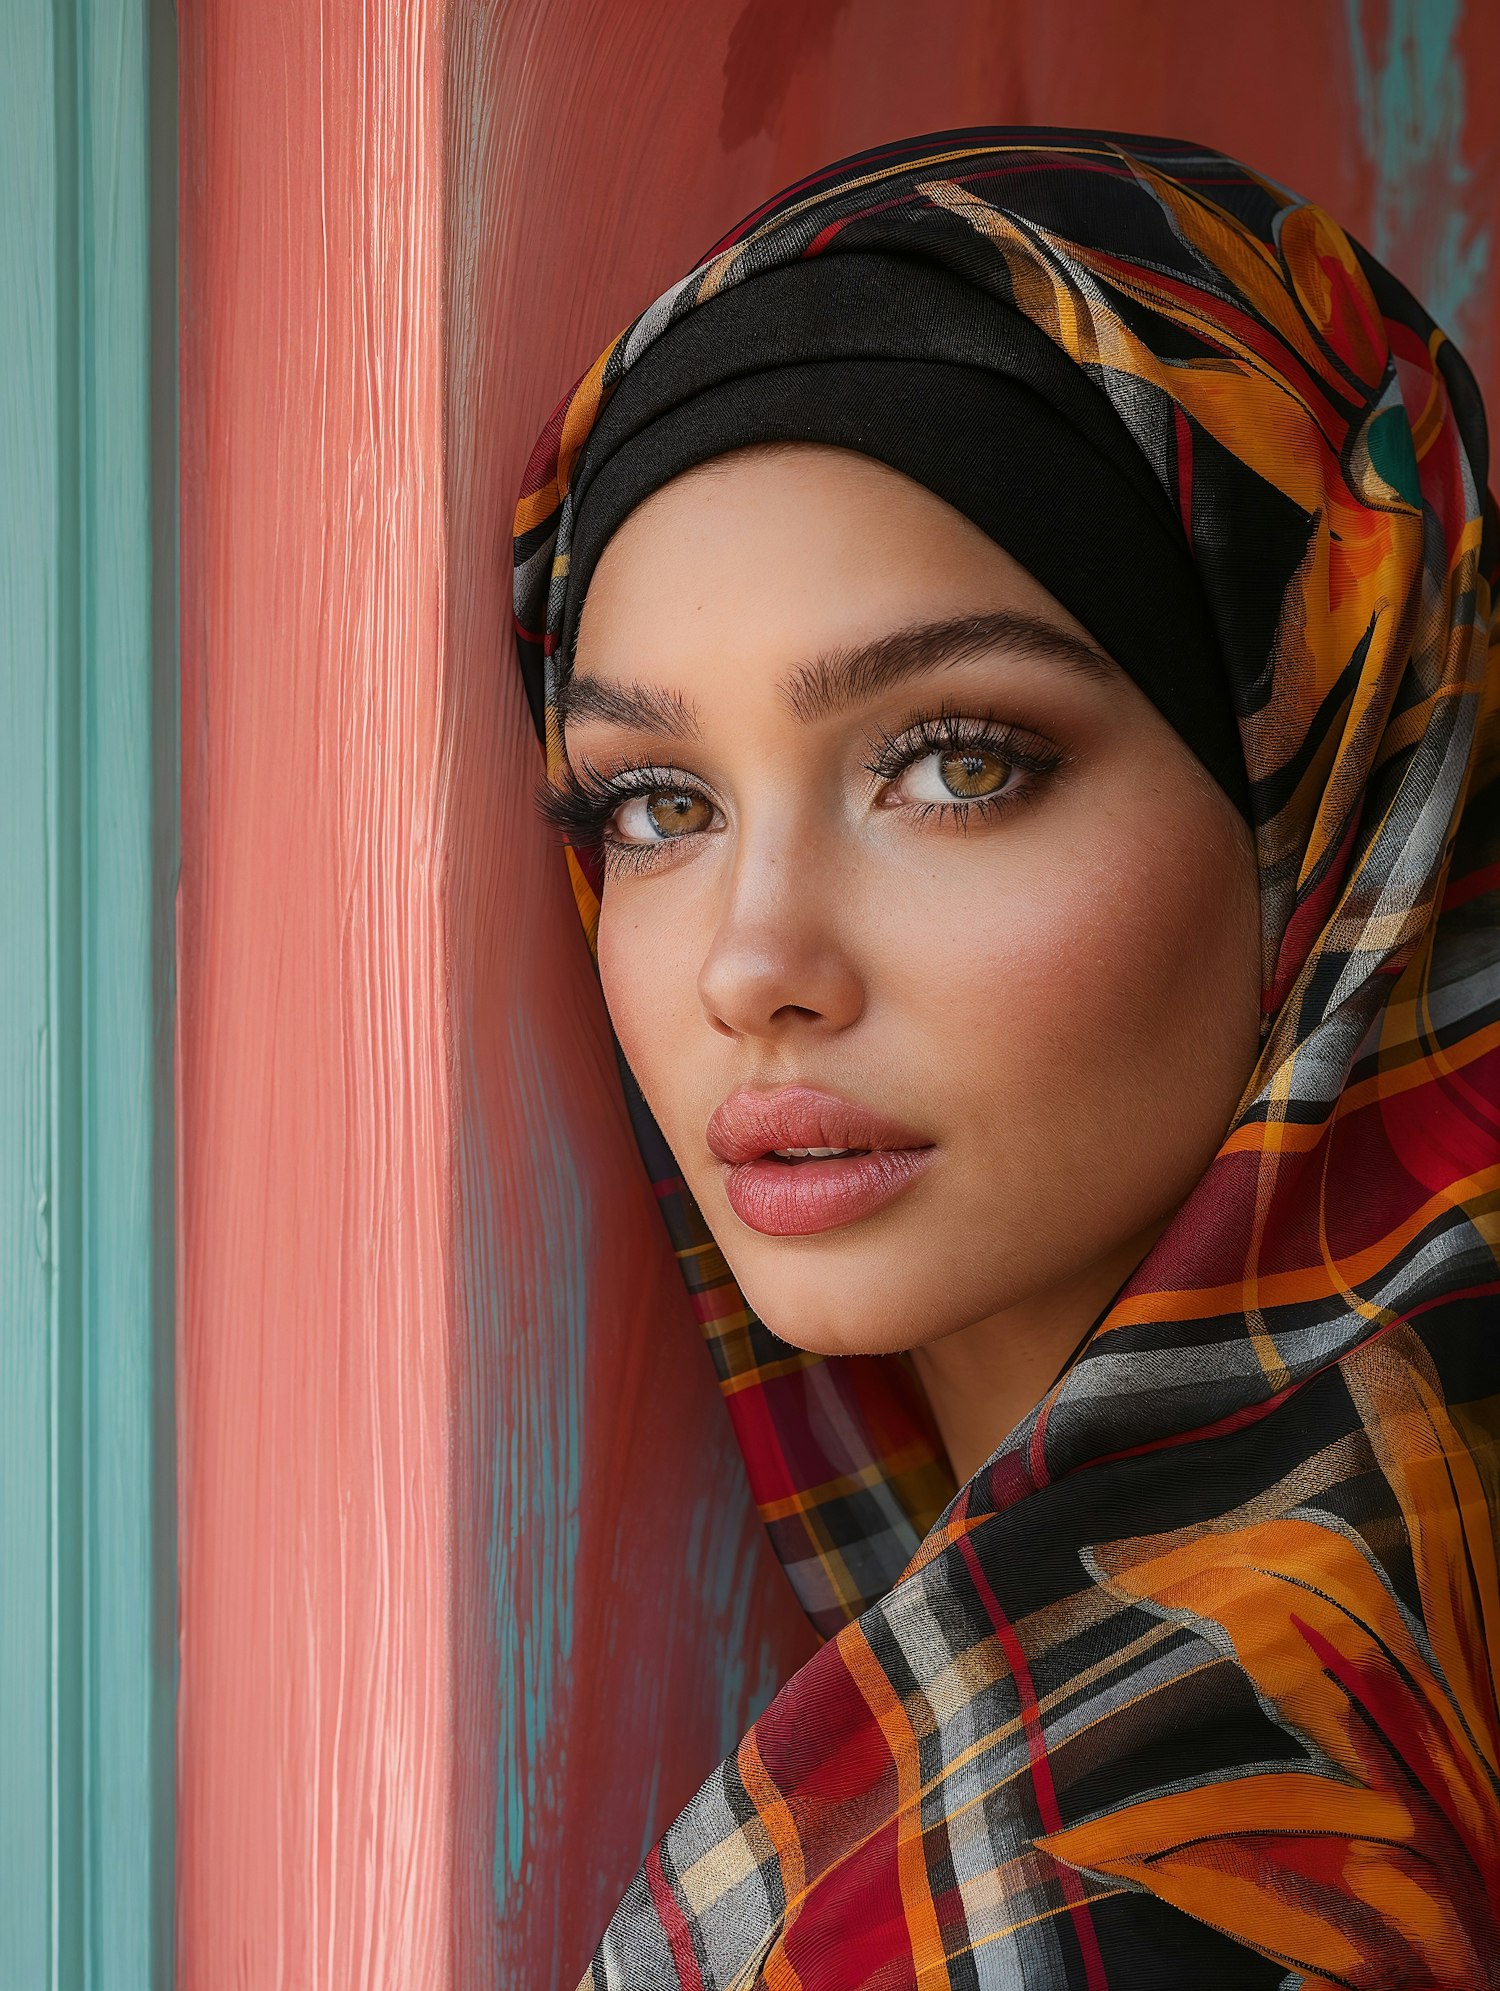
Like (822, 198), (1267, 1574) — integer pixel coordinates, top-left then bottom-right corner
(561, 251), (1250, 821)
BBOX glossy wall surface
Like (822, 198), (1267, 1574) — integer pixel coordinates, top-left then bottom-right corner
(176, 3), (1500, 1985)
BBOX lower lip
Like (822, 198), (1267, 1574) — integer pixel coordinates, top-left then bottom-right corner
(721, 1147), (936, 1237)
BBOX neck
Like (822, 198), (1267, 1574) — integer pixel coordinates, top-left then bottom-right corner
(908, 1216), (1171, 1487)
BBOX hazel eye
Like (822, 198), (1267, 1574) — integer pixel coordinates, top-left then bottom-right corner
(898, 744), (1018, 805)
(614, 787), (715, 843)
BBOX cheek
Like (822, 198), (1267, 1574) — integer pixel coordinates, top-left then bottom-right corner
(597, 897), (704, 1125)
(885, 809), (1260, 1200)
(1069, 808), (1262, 1088)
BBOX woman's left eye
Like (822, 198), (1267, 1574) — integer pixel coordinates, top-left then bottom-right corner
(865, 714), (1062, 816)
(892, 743), (1020, 806)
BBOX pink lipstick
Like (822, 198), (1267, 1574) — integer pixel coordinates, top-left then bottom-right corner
(706, 1083), (936, 1238)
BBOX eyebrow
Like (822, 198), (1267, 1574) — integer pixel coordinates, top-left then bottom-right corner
(556, 610), (1118, 740)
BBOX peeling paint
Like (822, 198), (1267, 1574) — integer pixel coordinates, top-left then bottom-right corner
(1346, 0), (1490, 349)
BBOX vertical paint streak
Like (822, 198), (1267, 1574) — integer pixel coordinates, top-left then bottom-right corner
(80, 0), (181, 1978)
(488, 1006), (588, 1911)
(176, 3), (452, 1985)
(2, 12), (63, 1981)
(49, 1), (86, 1975)
(1346, 0), (1491, 355)
(1, 0), (174, 1984)
(683, 1488), (793, 1769)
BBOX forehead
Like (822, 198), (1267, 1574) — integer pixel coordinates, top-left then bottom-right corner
(580, 444), (977, 604)
(569, 445), (1096, 685)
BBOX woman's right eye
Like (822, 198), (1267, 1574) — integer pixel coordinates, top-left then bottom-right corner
(612, 788), (716, 845)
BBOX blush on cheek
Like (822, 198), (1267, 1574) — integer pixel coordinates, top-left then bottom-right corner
(1037, 816), (1260, 1187)
(905, 805), (1259, 1264)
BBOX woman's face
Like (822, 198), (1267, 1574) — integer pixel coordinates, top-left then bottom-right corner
(564, 445), (1263, 1360)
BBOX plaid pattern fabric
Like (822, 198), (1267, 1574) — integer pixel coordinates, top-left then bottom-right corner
(513, 129), (1500, 1987)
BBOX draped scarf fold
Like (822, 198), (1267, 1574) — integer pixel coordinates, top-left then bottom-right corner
(512, 127), (1500, 1989)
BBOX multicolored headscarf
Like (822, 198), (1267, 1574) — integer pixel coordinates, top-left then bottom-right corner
(513, 128), (1500, 1989)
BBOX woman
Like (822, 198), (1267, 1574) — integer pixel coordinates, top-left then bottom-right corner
(513, 128), (1500, 1988)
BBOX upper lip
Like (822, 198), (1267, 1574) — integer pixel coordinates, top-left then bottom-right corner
(706, 1083), (934, 1166)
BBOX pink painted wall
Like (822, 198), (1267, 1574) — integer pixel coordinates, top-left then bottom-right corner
(176, 2), (454, 1982)
(179, 2), (1500, 1985)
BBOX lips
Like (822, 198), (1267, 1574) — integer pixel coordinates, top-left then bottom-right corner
(707, 1084), (936, 1237)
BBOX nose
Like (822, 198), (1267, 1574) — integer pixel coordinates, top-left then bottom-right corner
(696, 827), (865, 1043)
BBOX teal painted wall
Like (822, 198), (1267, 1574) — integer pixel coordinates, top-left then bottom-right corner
(1347, 0), (1492, 392)
(0, 0), (176, 1984)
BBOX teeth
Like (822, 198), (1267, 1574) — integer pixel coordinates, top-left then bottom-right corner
(771, 1146), (861, 1160)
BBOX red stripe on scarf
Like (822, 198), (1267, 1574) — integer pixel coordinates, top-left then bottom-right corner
(1443, 859), (1500, 914)
(958, 1534), (1110, 1990)
(646, 1844), (705, 1991)
(1174, 404), (1194, 538)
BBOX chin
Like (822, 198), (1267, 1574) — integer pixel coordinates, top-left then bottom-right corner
(729, 1258), (978, 1360)
(755, 1314), (933, 1359)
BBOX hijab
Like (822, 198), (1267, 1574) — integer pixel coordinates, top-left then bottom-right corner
(512, 127), (1500, 1989)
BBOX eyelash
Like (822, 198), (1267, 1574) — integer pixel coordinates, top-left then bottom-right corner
(533, 704), (1066, 876)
